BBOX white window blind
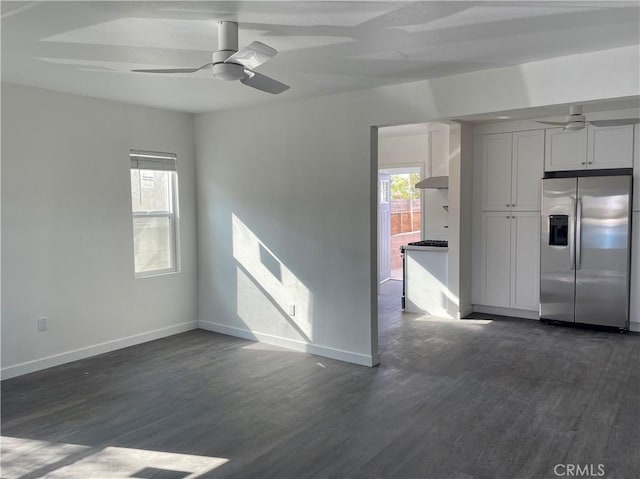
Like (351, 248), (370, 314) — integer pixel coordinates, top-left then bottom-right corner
(130, 150), (177, 172)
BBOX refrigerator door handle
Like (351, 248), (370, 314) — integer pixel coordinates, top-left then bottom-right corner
(576, 198), (582, 270)
(569, 205), (575, 270)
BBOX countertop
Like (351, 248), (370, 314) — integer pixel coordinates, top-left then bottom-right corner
(402, 245), (449, 252)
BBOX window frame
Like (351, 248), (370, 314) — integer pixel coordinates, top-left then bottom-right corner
(130, 150), (180, 278)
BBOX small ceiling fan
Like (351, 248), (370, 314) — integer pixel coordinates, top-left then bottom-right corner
(536, 105), (640, 131)
(131, 21), (289, 94)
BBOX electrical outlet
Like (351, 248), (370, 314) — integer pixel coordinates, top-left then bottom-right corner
(37, 317), (48, 332)
(288, 305), (296, 316)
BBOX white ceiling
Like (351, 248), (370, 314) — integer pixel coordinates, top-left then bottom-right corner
(2, 1), (639, 113)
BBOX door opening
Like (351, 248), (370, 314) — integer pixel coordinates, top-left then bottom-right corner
(378, 166), (422, 282)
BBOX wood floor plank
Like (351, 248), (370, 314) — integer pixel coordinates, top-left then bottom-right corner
(2, 280), (639, 478)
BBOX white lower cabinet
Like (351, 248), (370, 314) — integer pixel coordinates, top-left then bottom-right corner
(478, 211), (540, 311)
(510, 212), (540, 311)
(631, 213), (640, 330)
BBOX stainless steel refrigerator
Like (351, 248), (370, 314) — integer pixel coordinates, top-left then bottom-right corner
(540, 171), (633, 330)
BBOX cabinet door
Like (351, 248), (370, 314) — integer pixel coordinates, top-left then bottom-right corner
(588, 124), (634, 169)
(545, 128), (588, 171)
(481, 133), (512, 211)
(633, 125), (639, 211)
(480, 212), (511, 307)
(510, 212), (540, 311)
(631, 213), (640, 329)
(512, 130), (544, 211)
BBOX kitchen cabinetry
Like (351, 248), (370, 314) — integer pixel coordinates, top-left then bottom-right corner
(404, 248), (450, 317)
(480, 130), (544, 211)
(545, 125), (634, 171)
(510, 212), (540, 311)
(477, 211), (540, 310)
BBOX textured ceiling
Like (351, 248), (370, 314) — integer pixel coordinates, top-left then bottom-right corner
(2, 1), (639, 113)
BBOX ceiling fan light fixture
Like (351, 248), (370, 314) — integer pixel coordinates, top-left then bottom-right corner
(211, 62), (244, 81)
(565, 121), (585, 131)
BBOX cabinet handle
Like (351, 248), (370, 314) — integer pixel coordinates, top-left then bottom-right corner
(506, 215), (510, 218)
(511, 204), (516, 207)
(581, 162), (586, 165)
(506, 204), (510, 207)
(588, 161), (593, 165)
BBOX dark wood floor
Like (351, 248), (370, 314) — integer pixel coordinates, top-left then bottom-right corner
(2, 280), (639, 479)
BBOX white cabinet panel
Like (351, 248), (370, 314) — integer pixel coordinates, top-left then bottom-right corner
(404, 250), (449, 317)
(588, 124), (634, 169)
(545, 128), (588, 171)
(481, 133), (512, 211)
(634, 125), (639, 211)
(630, 213), (639, 328)
(480, 212), (511, 307)
(510, 212), (540, 311)
(512, 130), (544, 211)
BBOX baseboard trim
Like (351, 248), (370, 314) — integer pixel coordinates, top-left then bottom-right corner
(630, 322), (640, 333)
(198, 320), (377, 367)
(1, 321), (198, 380)
(473, 305), (539, 320)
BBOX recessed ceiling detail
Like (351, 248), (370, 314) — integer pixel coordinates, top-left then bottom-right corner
(2, 1), (639, 112)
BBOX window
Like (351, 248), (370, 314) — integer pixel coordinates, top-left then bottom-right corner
(130, 150), (179, 277)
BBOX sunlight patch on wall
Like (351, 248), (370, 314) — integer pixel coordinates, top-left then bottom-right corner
(1, 436), (228, 478)
(232, 214), (313, 341)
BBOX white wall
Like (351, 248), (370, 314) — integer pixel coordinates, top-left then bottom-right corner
(378, 133), (433, 239)
(1, 83), (198, 378)
(195, 46), (640, 366)
(378, 127), (451, 240)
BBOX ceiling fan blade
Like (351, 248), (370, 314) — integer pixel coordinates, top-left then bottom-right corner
(131, 63), (213, 74)
(589, 119), (640, 127)
(240, 69), (289, 94)
(225, 41), (277, 69)
(536, 121), (567, 126)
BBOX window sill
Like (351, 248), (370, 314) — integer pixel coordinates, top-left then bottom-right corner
(135, 269), (180, 279)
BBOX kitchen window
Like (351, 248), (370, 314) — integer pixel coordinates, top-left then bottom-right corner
(130, 150), (179, 277)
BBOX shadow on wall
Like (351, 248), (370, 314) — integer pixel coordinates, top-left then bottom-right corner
(231, 214), (314, 342)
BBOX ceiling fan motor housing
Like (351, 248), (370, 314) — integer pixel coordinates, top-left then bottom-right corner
(211, 21), (244, 81)
(212, 62), (245, 81)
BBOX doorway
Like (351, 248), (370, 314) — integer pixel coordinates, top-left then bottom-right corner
(378, 166), (423, 282)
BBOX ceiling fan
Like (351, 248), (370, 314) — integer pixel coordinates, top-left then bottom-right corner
(536, 105), (640, 131)
(131, 21), (289, 94)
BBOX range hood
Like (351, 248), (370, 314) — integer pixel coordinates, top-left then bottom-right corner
(415, 176), (448, 189)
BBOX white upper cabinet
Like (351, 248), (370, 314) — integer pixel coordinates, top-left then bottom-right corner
(545, 128), (588, 171)
(545, 124), (634, 171)
(481, 133), (512, 211)
(588, 124), (634, 169)
(512, 130), (544, 211)
(480, 131), (543, 211)
(633, 125), (639, 211)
